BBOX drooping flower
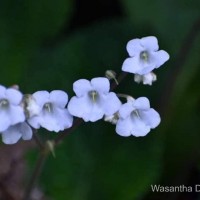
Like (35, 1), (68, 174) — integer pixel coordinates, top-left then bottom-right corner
(1, 122), (32, 144)
(134, 72), (157, 85)
(122, 36), (169, 75)
(116, 97), (160, 137)
(0, 85), (25, 132)
(28, 90), (73, 132)
(68, 77), (121, 122)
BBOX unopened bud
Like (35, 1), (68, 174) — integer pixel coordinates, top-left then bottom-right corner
(105, 70), (118, 85)
(45, 140), (56, 157)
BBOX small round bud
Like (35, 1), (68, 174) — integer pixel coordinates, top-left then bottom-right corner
(45, 140), (56, 157)
(105, 70), (118, 85)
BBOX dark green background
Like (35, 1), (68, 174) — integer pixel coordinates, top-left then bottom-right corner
(0, 0), (200, 199)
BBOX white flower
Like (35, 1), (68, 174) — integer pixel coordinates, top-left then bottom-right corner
(28, 90), (73, 132)
(0, 85), (25, 132)
(1, 122), (32, 144)
(134, 72), (157, 85)
(122, 36), (169, 75)
(68, 77), (121, 122)
(116, 97), (160, 137)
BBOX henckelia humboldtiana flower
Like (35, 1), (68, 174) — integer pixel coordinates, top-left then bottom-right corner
(122, 36), (169, 75)
(116, 97), (160, 137)
(28, 90), (73, 132)
(68, 77), (121, 122)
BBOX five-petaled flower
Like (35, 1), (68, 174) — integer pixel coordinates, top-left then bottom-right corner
(0, 85), (25, 132)
(122, 36), (169, 75)
(28, 90), (73, 132)
(68, 77), (121, 122)
(116, 97), (161, 137)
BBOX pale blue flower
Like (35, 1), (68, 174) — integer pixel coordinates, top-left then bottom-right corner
(1, 122), (32, 144)
(28, 90), (73, 132)
(0, 85), (25, 132)
(122, 36), (169, 75)
(116, 97), (160, 137)
(68, 77), (121, 122)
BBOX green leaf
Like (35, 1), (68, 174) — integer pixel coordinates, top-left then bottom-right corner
(0, 0), (74, 84)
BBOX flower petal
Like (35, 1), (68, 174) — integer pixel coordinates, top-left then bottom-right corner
(143, 73), (157, 85)
(73, 79), (92, 97)
(131, 116), (151, 136)
(126, 38), (144, 57)
(122, 57), (141, 74)
(38, 107), (72, 132)
(116, 117), (133, 137)
(6, 88), (23, 105)
(136, 62), (156, 75)
(39, 112), (61, 132)
(0, 111), (11, 132)
(21, 122), (33, 140)
(140, 108), (161, 128)
(1, 125), (22, 144)
(33, 91), (49, 107)
(68, 96), (91, 121)
(154, 50), (170, 68)
(140, 36), (159, 51)
(28, 116), (41, 129)
(50, 90), (68, 108)
(101, 92), (121, 115)
(133, 97), (150, 110)
(91, 77), (110, 94)
(87, 104), (104, 122)
(53, 108), (73, 130)
(118, 102), (133, 119)
(9, 105), (25, 125)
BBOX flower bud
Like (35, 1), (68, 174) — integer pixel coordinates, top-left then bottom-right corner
(105, 70), (118, 85)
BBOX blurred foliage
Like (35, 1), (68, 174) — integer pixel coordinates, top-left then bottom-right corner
(120, 0), (200, 53)
(0, 0), (73, 83)
(0, 0), (200, 199)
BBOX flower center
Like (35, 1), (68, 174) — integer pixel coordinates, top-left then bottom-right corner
(88, 90), (99, 103)
(131, 110), (140, 119)
(0, 99), (9, 109)
(43, 102), (53, 113)
(140, 51), (149, 62)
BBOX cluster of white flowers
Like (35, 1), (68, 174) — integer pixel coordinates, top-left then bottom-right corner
(0, 36), (169, 144)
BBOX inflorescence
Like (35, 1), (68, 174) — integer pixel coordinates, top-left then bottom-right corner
(0, 36), (169, 144)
